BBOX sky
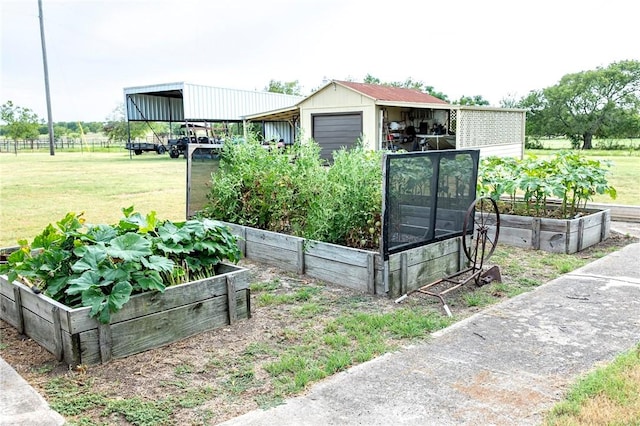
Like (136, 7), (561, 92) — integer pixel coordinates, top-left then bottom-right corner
(1, 0), (638, 123)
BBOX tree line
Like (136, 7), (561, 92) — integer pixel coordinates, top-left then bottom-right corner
(3, 60), (639, 150)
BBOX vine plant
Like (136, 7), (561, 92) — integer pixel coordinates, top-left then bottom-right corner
(0, 207), (241, 323)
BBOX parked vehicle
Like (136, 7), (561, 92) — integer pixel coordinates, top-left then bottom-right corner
(167, 124), (222, 158)
(125, 141), (167, 155)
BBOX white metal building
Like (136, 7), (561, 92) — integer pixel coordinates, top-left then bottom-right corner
(123, 82), (304, 143)
(246, 80), (526, 160)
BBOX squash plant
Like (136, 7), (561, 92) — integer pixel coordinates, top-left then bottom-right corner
(477, 151), (617, 218)
(0, 207), (241, 323)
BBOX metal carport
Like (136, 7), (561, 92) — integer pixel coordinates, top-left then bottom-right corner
(123, 82), (304, 141)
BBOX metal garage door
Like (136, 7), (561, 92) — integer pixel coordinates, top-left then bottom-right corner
(312, 113), (362, 161)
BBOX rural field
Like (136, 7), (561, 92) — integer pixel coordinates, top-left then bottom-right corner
(0, 151), (187, 247)
(0, 148), (638, 425)
(0, 148), (637, 247)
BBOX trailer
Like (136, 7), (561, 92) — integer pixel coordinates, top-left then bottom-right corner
(125, 141), (167, 155)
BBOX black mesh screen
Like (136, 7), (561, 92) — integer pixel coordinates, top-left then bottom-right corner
(187, 146), (220, 218)
(382, 150), (479, 260)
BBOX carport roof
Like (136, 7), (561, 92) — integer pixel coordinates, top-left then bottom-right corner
(243, 105), (300, 122)
(123, 82), (304, 122)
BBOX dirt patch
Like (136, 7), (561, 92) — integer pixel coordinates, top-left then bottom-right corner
(1, 232), (637, 425)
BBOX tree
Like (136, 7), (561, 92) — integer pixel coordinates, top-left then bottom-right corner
(0, 101), (43, 141)
(522, 60), (640, 149)
(499, 93), (521, 109)
(455, 95), (490, 106)
(103, 104), (148, 142)
(264, 80), (303, 96)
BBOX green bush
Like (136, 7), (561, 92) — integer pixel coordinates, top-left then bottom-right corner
(0, 207), (241, 323)
(203, 139), (383, 249)
(478, 151), (617, 218)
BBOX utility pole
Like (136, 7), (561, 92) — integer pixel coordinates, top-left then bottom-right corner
(38, 0), (55, 156)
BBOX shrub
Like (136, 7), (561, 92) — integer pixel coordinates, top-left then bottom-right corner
(0, 207), (241, 323)
(203, 138), (383, 249)
(478, 151), (617, 218)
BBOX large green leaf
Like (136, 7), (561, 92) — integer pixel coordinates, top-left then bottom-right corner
(72, 245), (108, 273)
(106, 233), (152, 261)
(45, 275), (72, 299)
(141, 255), (174, 272)
(132, 270), (166, 292)
(157, 240), (193, 254)
(82, 287), (106, 318)
(67, 271), (109, 295)
(107, 281), (132, 312)
(157, 221), (190, 244)
(84, 224), (118, 243)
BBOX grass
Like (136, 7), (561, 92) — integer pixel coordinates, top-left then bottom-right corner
(543, 344), (640, 426)
(0, 149), (638, 424)
(0, 152), (186, 247)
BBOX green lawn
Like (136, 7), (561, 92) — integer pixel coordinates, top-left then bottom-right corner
(0, 152), (186, 247)
(0, 148), (637, 248)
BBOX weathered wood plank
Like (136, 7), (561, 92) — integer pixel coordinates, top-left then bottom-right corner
(21, 308), (57, 355)
(65, 265), (249, 334)
(296, 239), (305, 275)
(304, 241), (372, 267)
(108, 292), (248, 360)
(0, 293), (20, 330)
(539, 231), (569, 253)
(98, 323), (112, 363)
(245, 227), (302, 251)
(52, 307), (63, 361)
(10, 282), (74, 332)
(366, 253), (375, 295)
(532, 218), (541, 250)
(226, 275), (237, 325)
(388, 238), (460, 270)
(305, 256), (370, 292)
(13, 286), (24, 334)
(497, 227), (534, 249)
(581, 226), (605, 250)
(61, 332), (80, 366)
(405, 254), (460, 291)
(0, 275), (15, 299)
(243, 241), (298, 272)
(400, 252), (408, 296)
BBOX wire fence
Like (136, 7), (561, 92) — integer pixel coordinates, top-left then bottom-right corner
(0, 138), (128, 153)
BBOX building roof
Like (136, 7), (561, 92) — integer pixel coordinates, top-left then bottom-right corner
(124, 82), (304, 122)
(334, 80), (450, 105)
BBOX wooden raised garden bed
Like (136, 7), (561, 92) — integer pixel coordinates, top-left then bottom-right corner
(222, 222), (464, 298)
(496, 208), (611, 254)
(0, 263), (250, 366)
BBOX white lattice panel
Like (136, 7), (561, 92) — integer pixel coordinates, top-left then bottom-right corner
(457, 110), (524, 149)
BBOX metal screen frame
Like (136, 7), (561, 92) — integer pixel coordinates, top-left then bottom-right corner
(381, 149), (480, 260)
(186, 143), (223, 219)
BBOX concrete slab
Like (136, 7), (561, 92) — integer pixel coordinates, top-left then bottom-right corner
(0, 357), (65, 426)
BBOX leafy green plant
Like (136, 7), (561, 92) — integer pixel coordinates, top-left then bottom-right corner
(478, 151), (617, 218)
(203, 137), (383, 249)
(0, 207), (241, 323)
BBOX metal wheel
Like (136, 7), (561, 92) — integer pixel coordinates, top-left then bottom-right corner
(462, 197), (500, 268)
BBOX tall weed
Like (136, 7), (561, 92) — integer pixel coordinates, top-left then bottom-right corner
(203, 138), (383, 249)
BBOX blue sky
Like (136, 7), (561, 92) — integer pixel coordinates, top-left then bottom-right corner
(1, 0), (638, 122)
